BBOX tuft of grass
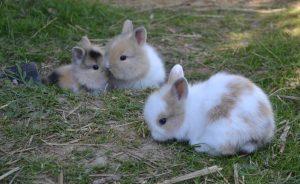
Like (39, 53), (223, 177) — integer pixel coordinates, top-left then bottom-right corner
(0, 0), (299, 183)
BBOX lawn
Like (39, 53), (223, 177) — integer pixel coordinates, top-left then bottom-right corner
(0, 0), (299, 183)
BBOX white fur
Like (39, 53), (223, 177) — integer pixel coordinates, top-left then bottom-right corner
(168, 64), (184, 83)
(73, 66), (107, 91)
(144, 67), (275, 156)
(134, 44), (165, 88)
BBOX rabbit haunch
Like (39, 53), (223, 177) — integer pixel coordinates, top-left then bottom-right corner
(143, 64), (275, 156)
(103, 20), (166, 89)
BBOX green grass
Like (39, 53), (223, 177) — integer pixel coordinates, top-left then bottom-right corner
(0, 0), (299, 183)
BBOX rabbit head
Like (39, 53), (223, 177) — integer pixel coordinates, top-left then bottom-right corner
(143, 64), (188, 141)
(103, 20), (149, 81)
(73, 36), (104, 71)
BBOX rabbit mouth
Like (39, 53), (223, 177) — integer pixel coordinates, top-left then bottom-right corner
(151, 131), (169, 142)
(105, 68), (120, 79)
(106, 70), (126, 81)
(105, 69), (114, 78)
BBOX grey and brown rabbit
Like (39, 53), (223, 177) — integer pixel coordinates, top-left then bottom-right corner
(43, 36), (107, 93)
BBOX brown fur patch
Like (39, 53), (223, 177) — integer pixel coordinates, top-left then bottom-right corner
(258, 101), (272, 117)
(207, 77), (254, 123)
(57, 66), (78, 90)
(106, 33), (149, 81)
(208, 94), (236, 123)
(157, 90), (185, 132)
(240, 115), (255, 127)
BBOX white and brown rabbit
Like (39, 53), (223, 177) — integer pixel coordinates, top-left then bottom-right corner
(103, 20), (166, 89)
(43, 36), (107, 93)
(144, 64), (275, 156)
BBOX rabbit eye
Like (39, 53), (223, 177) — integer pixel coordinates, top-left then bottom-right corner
(92, 65), (99, 70)
(120, 55), (127, 61)
(159, 118), (167, 125)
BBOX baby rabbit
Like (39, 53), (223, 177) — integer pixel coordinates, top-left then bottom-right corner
(103, 20), (166, 89)
(43, 36), (107, 93)
(144, 64), (275, 156)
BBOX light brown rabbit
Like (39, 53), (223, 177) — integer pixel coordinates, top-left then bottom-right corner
(103, 20), (166, 89)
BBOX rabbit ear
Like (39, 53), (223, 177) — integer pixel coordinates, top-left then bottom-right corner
(72, 46), (85, 64)
(80, 36), (91, 48)
(168, 64), (184, 84)
(171, 77), (188, 101)
(133, 27), (147, 45)
(122, 19), (133, 33)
